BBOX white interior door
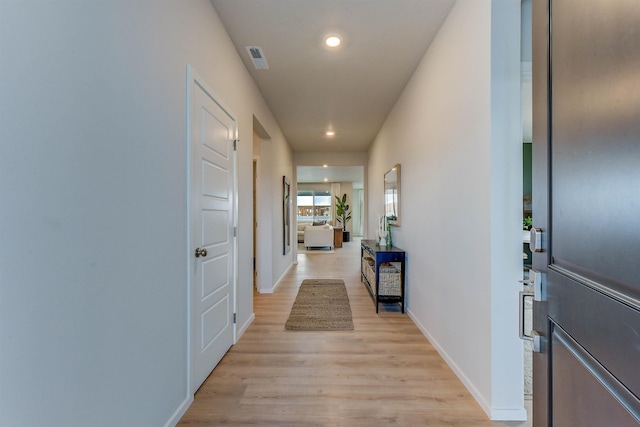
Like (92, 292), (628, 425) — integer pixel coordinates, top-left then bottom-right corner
(188, 67), (236, 393)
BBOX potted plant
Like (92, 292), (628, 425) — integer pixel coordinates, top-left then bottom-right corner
(335, 193), (352, 242)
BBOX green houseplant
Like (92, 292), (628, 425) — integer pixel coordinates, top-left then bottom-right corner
(335, 193), (352, 242)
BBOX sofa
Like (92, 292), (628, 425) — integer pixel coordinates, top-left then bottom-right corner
(297, 221), (313, 243)
(303, 224), (334, 249)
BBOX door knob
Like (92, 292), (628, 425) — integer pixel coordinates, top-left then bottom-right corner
(195, 247), (207, 258)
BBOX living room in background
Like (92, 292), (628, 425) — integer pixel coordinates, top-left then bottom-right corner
(296, 187), (332, 224)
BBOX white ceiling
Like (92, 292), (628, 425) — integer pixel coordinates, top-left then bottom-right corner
(297, 165), (365, 189)
(210, 0), (456, 153)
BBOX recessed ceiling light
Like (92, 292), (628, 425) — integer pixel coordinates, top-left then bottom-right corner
(323, 178), (329, 182)
(323, 164), (328, 168)
(325, 36), (341, 48)
(325, 130), (335, 136)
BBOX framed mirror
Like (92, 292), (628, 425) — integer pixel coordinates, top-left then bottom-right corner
(384, 164), (400, 226)
(283, 176), (291, 254)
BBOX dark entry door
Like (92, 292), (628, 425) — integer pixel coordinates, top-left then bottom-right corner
(532, 0), (640, 426)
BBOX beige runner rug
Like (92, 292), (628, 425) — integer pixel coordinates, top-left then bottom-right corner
(285, 279), (354, 331)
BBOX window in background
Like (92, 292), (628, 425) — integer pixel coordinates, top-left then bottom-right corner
(297, 190), (331, 222)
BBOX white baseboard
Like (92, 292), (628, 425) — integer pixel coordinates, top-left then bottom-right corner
(236, 312), (255, 341)
(173, 314), (255, 426)
(406, 308), (527, 422)
(260, 262), (294, 293)
(490, 407), (528, 421)
(164, 394), (193, 427)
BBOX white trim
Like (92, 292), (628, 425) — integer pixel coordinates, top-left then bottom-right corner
(407, 308), (527, 422)
(186, 63), (239, 393)
(259, 262), (294, 294)
(164, 395), (193, 427)
(232, 112), (239, 346)
(236, 313), (255, 340)
(272, 262), (295, 293)
(185, 63), (194, 406)
(490, 407), (528, 421)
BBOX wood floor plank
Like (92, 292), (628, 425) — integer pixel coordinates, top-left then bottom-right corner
(178, 238), (531, 426)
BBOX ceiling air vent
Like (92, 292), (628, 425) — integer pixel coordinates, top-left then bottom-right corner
(245, 46), (269, 70)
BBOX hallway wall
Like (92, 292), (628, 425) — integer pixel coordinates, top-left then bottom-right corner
(254, 127), (295, 294)
(367, 0), (524, 420)
(0, 1), (291, 425)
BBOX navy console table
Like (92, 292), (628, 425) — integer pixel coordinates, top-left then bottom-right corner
(360, 239), (406, 313)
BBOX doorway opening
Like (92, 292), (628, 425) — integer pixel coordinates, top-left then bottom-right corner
(252, 115), (270, 295)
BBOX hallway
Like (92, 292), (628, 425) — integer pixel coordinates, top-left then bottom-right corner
(178, 239), (531, 426)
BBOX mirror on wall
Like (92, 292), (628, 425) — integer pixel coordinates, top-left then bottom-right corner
(384, 164), (400, 226)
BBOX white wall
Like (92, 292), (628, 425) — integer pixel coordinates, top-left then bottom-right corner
(489, 0), (525, 417)
(352, 189), (364, 236)
(0, 1), (290, 425)
(260, 130), (294, 292)
(254, 135), (274, 294)
(367, 0), (524, 420)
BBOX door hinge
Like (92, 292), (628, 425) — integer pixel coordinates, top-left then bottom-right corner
(233, 139), (238, 151)
(233, 226), (237, 237)
(233, 313), (237, 323)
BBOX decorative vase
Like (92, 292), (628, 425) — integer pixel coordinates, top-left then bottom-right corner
(378, 215), (388, 246)
(379, 230), (387, 246)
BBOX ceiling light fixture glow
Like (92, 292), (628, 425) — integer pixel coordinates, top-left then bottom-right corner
(325, 36), (341, 48)
(325, 130), (335, 136)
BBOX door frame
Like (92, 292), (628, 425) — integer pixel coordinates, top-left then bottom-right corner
(186, 64), (238, 395)
(253, 158), (258, 291)
(531, 1), (551, 424)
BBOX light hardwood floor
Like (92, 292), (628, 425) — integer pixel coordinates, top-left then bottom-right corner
(178, 238), (532, 426)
